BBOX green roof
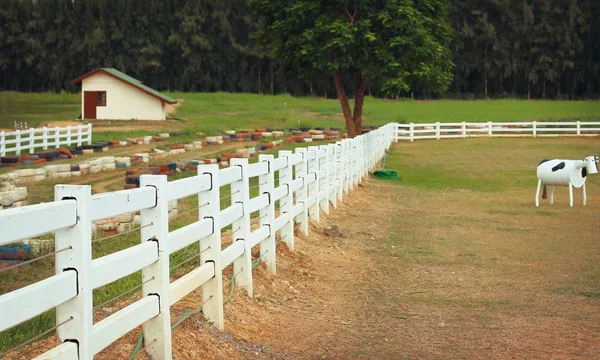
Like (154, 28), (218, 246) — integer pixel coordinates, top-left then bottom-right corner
(101, 68), (176, 104)
(72, 68), (176, 104)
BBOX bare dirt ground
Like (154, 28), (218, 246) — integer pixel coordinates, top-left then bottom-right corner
(7, 142), (600, 359)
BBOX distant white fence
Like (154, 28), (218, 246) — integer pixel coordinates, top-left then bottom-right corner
(0, 123), (395, 359)
(395, 121), (600, 141)
(0, 124), (92, 156)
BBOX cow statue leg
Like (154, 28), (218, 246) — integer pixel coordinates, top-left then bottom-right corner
(583, 183), (587, 206)
(569, 182), (574, 207)
(550, 186), (555, 205)
(535, 179), (542, 207)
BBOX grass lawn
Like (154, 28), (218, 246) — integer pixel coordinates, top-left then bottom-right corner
(1, 91), (599, 138)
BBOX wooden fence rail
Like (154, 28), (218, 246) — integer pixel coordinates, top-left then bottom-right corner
(0, 124), (92, 157)
(394, 121), (600, 141)
(0, 123), (396, 359)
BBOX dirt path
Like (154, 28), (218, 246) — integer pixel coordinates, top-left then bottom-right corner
(8, 142), (600, 359)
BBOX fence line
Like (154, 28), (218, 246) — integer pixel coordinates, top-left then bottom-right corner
(0, 124), (92, 156)
(394, 121), (600, 141)
(0, 123), (395, 359)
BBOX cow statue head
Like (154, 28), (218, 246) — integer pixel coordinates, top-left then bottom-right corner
(585, 156), (598, 175)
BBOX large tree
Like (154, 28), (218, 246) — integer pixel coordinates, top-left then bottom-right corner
(252, 0), (453, 137)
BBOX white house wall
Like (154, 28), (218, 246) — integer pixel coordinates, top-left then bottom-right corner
(81, 72), (166, 121)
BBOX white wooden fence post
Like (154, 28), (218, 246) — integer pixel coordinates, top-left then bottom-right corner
(55, 126), (60, 148)
(436, 122), (441, 140)
(409, 123), (414, 142)
(1, 131), (5, 157)
(487, 121), (493, 136)
(196, 164), (225, 329)
(139, 175), (173, 359)
(42, 127), (48, 150)
(278, 150), (295, 250)
(258, 154), (277, 273)
(462, 122), (466, 138)
(326, 144), (337, 209)
(66, 126), (72, 147)
(306, 146), (320, 223)
(352, 139), (359, 188)
(577, 121), (581, 135)
(28, 128), (34, 154)
(533, 121), (537, 137)
(394, 123), (399, 143)
(335, 142), (344, 203)
(294, 148), (309, 235)
(318, 146), (330, 214)
(15, 130), (21, 155)
(343, 140), (351, 194)
(77, 125), (83, 147)
(87, 124), (93, 144)
(54, 185), (94, 360)
(229, 158), (253, 297)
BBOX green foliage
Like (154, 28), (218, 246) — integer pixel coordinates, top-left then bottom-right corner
(0, 0), (599, 99)
(252, 0), (454, 96)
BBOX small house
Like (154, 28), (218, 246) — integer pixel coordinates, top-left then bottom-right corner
(70, 68), (176, 121)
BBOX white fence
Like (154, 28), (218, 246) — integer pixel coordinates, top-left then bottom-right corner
(0, 124), (92, 156)
(395, 121), (600, 141)
(0, 123), (395, 359)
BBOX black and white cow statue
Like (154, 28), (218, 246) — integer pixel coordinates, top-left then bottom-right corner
(536, 156), (598, 207)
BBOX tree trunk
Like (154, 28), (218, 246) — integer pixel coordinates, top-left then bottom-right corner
(527, 80), (531, 100)
(484, 47), (488, 97)
(333, 70), (357, 137)
(258, 59), (261, 94)
(352, 71), (366, 136)
(270, 63), (274, 95)
(543, 78), (546, 99)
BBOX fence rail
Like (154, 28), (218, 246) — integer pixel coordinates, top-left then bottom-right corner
(395, 121), (600, 141)
(0, 123), (395, 359)
(0, 124), (92, 156)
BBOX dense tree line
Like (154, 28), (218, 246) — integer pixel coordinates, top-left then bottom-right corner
(0, 0), (598, 99)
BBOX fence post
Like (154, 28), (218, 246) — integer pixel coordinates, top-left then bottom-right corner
(197, 164), (225, 329)
(343, 140), (351, 194)
(229, 158), (253, 297)
(394, 123), (399, 143)
(436, 122), (441, 140)
(335, 142), (344, 203)
(15, 130), (21, 155)
(294, 148), (309, 235)
(409, 123), (414, 142)
(42, 127), (48, 150)
(87, 124), (93, 145)
(54, 185), (93, 359)
(352, 139), (359, 188)
(55, 126), (60, 148)
(138, 175), (173, 358)
(1, 131), (5, 157)
(28, 128), (34, 154)
(462, 122), (466, 138)
(532, 121), (537, 137)
(278, 150), (295, 250)
(318, 146), (330, 214)
(66, 126), (72, 147)
(577, 121), (581, 135)
(487, 121), (493, 136)
(258, 154), (277, 273)
(77, 125), (83, 147)
(306, 146), (320, 223)
(326, 144), (337, 209)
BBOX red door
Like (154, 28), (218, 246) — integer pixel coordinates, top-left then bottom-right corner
(84, 91), (97, 119)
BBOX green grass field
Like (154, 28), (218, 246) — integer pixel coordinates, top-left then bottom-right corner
(2, 91), (600, 136)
